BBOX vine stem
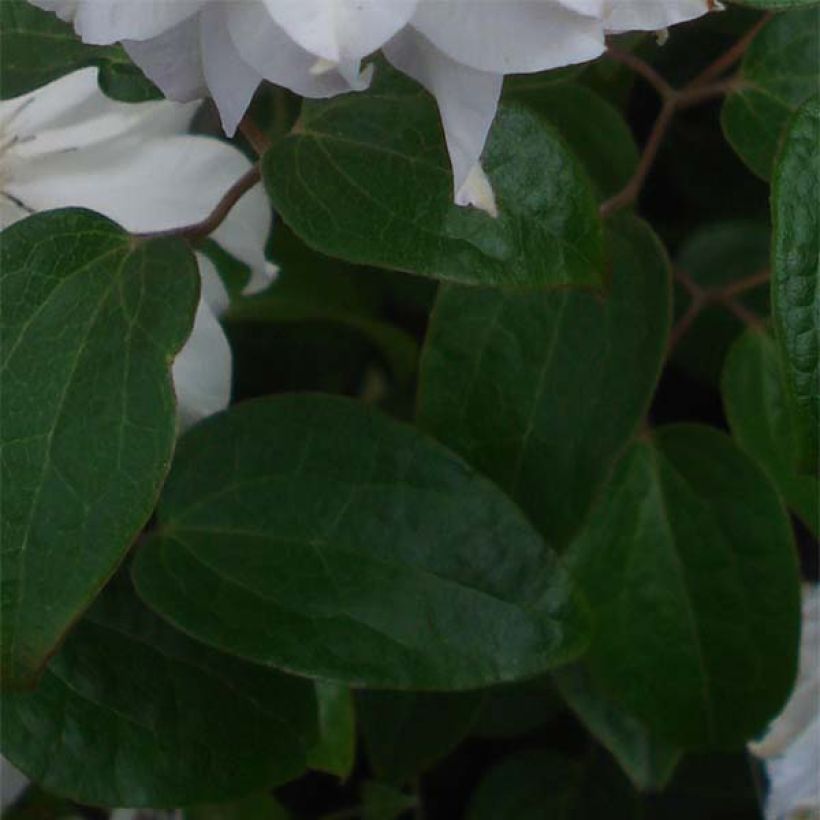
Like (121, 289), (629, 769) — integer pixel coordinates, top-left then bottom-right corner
(600, 19), (761, 219)
(136, 113), (266, 243)
(668, 268), (768, 353)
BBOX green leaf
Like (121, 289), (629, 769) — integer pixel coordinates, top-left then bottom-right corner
(467, 749), (641, 820)
(733, 0), (820, 9)
(185, 794), (291, 820)
(0, 575), (317, 807)
(359, 691), (482, 784)
(554, 663), (681, 792)
(566, 425), (801, 748)
(505, 81), (639, 199)
(132, 395), (589, 690)
(0, 210), (198, 688)
(417, 216), (670, 548)
(673, 220), (770, 384)
(771, 95), (820, 472)
(308, 681), (356, 779)
(263, 69), (603, 289)
(723, 330), (819, 535)
(470, 677), (562, 740)
(361, 781), (417, 820)
(721, 8), (819, 179)
(0, 0), (160, 101)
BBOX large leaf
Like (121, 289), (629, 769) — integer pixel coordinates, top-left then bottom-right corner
(566, 426), (801, 748)
(1, 210), (198, 688)
(308, 682), (356, 779)
(721, 8), (819, 179)
(505, 80), (639, 199)
(723, 329), (818, 535)
(132, 395), (589, 690)
(417, 217), (670, 548)
(0, 576), (317, 807)
(771, 96), (820, 472)
(263, 69), (603, 289)
(0, 0), (160, 101)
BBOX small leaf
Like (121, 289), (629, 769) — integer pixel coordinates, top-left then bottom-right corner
(362, 781), (416, 820)
(771, 95), (820, 472)
(723, 329), (818, 535)
(417, 216), (670, 548)
(467, 749), (641, 820)
(263, 69), (603, 289)
(308, 681), (356, 779)
(0, 0), (160, 101)
(566, 426), (801, 748)
(132, 395), (590, 690)
(359, 691), (482, 784)
(185, 794), (291, 820)
(721, 9), (819, 179)
(1, 576), (317, 807)
(554, 663), (681, 792)
(1, 210), (198, 688)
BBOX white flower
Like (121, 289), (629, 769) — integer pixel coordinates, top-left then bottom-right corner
(750, 585), (820, 820)
(30, 0), (714, 215)
(0, 67), (276, 429)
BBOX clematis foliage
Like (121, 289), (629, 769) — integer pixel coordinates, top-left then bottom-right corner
(0, 1), (817, 819)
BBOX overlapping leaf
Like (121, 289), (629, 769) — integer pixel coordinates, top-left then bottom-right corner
(1, 210), (198, 688)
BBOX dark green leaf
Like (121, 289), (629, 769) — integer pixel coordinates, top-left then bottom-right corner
(723, 329), (818, 534)
(721, 8), (819, 179)
(185, 794), (291, 820)
(505, 81), (639, 198)
(0, 0), (160, 101)
(470, 677), (561, 740)
(362, 781), (416, 820)
(554, 663), (681, 792)
(132, 395), (589, 690)
(263, 70), (603, 289)
(417, 216), (670, 548)
(467, 749), (641, 820)
(308, 682), (356, 779)
(771, 95), (820, 471)
(1, 210), (198, 688)
(359, 691), (482, 784)
(1, 576), (316, 807)
(566, 426), (801, 748)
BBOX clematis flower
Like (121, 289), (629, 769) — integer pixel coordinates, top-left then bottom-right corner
(0, 67), (276, 429)
(749, 585), (820, 820)
(29, 0), (713, 215)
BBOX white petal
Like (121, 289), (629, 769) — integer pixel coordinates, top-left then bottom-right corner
(124, 15), (209, 103)
(604, 0), (712, 33)
(226, 2), (372, 98)
(30, 0), (206, 44)
(1, 756), (29, 811)
(7, 133), (257, 235)
(764, 712), (820, 820)
(199, 5), (262, 135)
(3, 69), (197, 160)
(456, 164), (498, 218)
(409, 0), (605, 74)
(384, 29), (502, 208)
(262, 0), (417, 62)
(172, 254), (232, 431)
(211, 180), (275, 292)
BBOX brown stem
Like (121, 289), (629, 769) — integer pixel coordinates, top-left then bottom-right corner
(668, 296), (705, 354)
(239, 115), (271, 156)
(137, 165), (261, 242)
(717, 268), (771, 299)
(690, 13), (773, 87)
(600, 101), (675, 217)
(606, 45), (675, 100)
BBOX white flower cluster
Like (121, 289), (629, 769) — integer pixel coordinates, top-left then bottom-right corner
(0, 68), (275, 429)
(750, 585), (820, 820)
(32, 0), (712, 214)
